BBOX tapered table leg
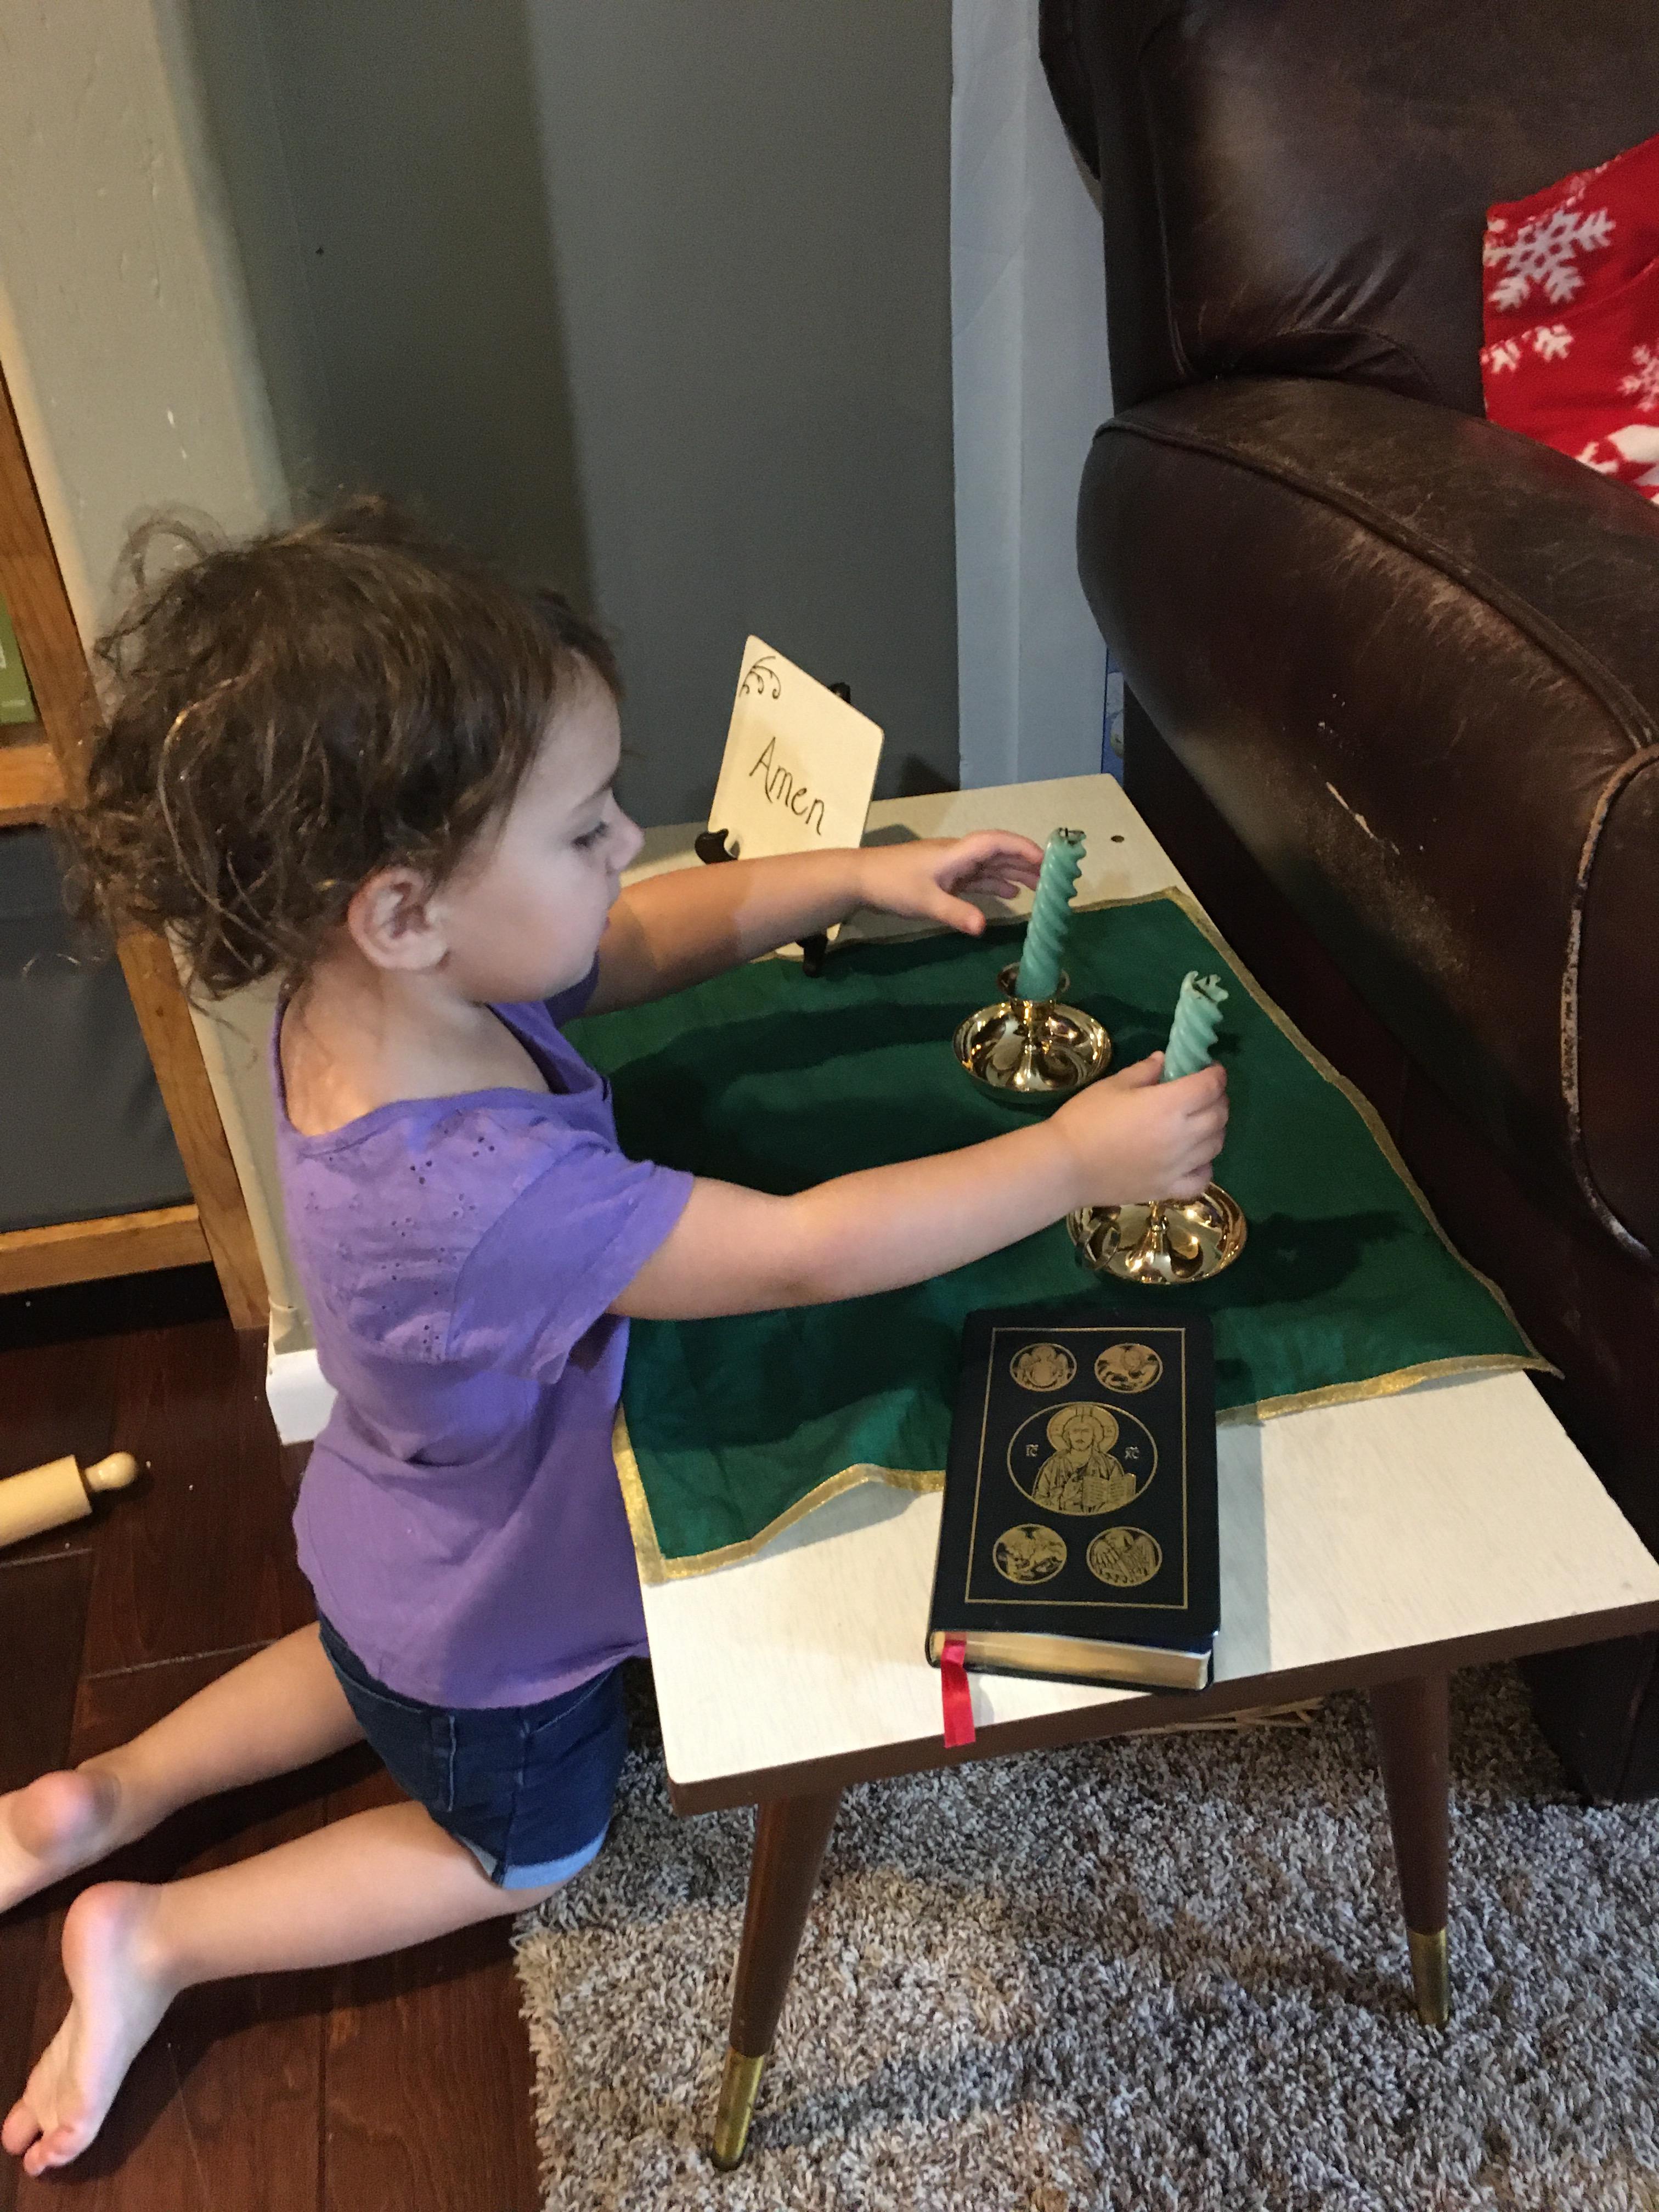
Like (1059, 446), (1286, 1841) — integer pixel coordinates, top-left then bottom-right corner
(1369, 1672), (1451, 2027)
(711, 1785), (843, 2170)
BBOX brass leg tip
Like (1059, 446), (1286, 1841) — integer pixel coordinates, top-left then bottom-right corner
(1408, 1927), (1451, 2028)
(710, 2050), (767, 2171)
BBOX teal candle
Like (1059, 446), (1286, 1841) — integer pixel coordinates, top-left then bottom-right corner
(1163, 970), (1227, 1080)
(1014, 828), (1086, 1002)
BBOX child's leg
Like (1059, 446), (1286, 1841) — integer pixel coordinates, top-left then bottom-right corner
(0, 1626), (364, 1914)
(3, 1802), (557, 2177)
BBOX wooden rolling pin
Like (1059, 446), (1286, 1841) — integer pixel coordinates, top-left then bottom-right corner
(0, 1452), (141, 1549)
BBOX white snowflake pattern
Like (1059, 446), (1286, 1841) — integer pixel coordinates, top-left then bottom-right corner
(1576, 426), (1659, 496)
(1531, 323), (1573, 361)
(1618, 342), (1659, 413)
(1482, 339), (1522, 375)
(1483, 203), (1615, 312)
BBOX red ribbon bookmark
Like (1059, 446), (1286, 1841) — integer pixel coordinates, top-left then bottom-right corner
(940, 1635), (977, 1748)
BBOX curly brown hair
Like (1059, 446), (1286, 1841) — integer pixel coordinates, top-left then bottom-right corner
(67, 495), (618, 999)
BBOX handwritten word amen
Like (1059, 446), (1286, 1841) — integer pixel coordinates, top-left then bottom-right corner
(748, 736), (826, 838)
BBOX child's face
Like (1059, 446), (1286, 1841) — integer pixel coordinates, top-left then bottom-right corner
(431, 674), (642, 1003)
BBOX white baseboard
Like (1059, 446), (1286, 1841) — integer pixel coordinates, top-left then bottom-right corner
(266, 1327), (336, 1445)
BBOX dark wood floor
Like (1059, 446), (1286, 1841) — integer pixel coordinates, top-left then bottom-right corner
(0, 1269), (540, 2212)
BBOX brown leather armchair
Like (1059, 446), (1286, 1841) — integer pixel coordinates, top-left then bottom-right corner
(1041, 0), (1659, 1798)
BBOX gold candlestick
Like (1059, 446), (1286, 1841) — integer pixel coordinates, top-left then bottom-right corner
(1068, 1187), (1246, 1286)
(1067, 968), (1245, 1284)
(952, 963), (1110, 1106)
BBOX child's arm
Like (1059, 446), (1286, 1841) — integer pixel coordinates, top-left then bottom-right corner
(611, 1056), (1227, 1319)
(588, 833), (1043, 1014)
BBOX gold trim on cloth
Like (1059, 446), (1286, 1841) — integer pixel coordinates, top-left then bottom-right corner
(614, 886), (1554, 1584)
(614, 1408), (944, 1585)
(1218, 1351), (1548, 1425)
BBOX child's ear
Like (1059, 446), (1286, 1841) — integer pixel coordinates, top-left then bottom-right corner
(346, 867), (446, 973)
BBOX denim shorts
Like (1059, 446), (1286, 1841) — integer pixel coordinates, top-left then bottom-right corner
(316, 1613), (627, 1891)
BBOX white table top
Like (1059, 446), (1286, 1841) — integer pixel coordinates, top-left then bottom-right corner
(624, 775), (1659, 1807)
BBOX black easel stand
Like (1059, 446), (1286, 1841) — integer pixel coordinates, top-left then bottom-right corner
(696, 680), (852, 979)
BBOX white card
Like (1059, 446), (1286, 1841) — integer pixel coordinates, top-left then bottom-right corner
(708, 636), (883, 867)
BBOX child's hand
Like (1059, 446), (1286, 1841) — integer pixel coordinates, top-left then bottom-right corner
(854, 832), (1045, 935)
(1053, 1056), (1229, 1204)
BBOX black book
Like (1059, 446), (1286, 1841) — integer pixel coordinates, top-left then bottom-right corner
(925, 1308), (1219, 1692)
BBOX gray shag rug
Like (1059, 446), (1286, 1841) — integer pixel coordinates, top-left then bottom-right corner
(512, 1666), (1659, 2210)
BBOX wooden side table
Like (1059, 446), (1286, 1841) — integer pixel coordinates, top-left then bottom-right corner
(619, 774), (1659, 2167)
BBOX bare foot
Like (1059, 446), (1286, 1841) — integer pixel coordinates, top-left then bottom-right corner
(0, 1769), (123, 1915)
(2, 1882), (176, 2176)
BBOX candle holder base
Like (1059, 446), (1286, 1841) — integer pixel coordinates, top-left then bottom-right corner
(1068, 1184), (1246, 1286)
(953, 965), (1110, 1107)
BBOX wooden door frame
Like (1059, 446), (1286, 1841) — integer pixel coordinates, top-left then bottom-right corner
(0, 364), (268, 1329)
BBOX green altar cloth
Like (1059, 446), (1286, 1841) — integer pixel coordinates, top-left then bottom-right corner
(568, 891), (1545, 1580)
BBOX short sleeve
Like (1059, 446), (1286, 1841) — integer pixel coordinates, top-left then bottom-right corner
(446, 1130), (692, 1382)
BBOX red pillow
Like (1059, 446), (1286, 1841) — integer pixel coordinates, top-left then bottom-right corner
(1481, 131), (1659, 501)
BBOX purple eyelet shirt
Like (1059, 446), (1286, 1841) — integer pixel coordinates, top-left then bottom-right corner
(273, 966), (693, 1708)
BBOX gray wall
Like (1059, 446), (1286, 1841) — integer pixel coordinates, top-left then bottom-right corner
(184, 0), (957, 827)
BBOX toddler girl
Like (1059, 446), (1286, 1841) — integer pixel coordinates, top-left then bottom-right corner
(0, 499), (1226, 2175)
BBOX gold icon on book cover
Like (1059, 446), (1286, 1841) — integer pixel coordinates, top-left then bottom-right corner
(1009, 1342), (1076, 1393)
(1009, 1402), (1156, 1517)
(1087, 1526), (1163, 1586)
(1094, 1342), (1163, 1395)
(992, 1523), (1068, 1585)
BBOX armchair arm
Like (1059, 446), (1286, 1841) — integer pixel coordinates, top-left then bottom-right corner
(1079, 376), (1659, 1262)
